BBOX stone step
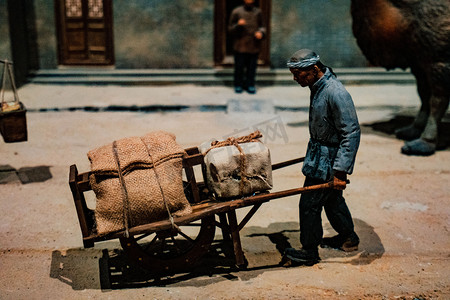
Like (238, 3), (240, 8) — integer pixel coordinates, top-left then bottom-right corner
(27, 68), (415, 85)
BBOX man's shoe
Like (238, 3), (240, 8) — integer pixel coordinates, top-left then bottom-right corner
(321, 235), (344, 249)
(284, 248), (320, 266)
(321, 233), (359, 252)
(341, 236), (359, 252)
(247, 86), (256, 94)
(235, 86), (243, 93)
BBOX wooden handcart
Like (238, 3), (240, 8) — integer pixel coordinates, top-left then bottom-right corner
(69, 147), (335, 274)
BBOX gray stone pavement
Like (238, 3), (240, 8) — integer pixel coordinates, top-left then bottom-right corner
(0, 82), (449, 299)
(17, 82), (420, 110)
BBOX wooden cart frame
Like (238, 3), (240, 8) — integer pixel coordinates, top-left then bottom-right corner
(69, 147), (334, 274)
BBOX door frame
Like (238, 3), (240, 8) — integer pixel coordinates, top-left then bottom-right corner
(54, 0), (114, 66)
(214, 0), (271, 67)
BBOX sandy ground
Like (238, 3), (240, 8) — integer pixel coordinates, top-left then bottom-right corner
(0, 83), (449, 299)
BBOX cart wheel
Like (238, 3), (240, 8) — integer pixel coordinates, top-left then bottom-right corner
(119, 216), (215, 274)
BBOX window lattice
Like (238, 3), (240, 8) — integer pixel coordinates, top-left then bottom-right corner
(65, 0), (82, 17)
(88, 0), (104, 18)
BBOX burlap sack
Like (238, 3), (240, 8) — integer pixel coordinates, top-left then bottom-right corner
(88, 131), (192, 235)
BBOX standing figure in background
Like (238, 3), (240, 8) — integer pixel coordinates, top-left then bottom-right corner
(284, 49), (361, 266)
(228, 0), (266, 94)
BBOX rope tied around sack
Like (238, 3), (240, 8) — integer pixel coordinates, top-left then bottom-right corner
(206, 130), (263, 196)
(140, 138), (180, 233)
(112, 141), (132, 238)
(207, 130), (263, 151)
(112, 139), (181, 238)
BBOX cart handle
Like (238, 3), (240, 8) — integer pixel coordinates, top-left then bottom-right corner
(272, 157), (304, 171)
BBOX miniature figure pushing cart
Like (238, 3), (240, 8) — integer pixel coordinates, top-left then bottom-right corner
(69, 131), (343, 275)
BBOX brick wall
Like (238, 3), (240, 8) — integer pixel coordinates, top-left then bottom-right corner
(0, 0), (12, 61)
(5, 0), (369, 69)
(113, 0), (215, 68)
(270, 0), (368, 68)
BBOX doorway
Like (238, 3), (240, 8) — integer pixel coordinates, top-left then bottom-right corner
(214, 0), (271, 67)
(54, 0), (114, 65)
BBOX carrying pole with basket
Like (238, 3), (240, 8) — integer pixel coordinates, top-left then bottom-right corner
(0, 59), (27, 143)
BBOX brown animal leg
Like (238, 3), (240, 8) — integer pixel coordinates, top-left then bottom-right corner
(422, 94), (450, 142)
(395, 111), (428, 141)
(396, 68), (430, 141)
(402, 94), (449, 156)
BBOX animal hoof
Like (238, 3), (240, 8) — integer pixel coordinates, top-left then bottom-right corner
(401, 138), (436, 156)
(395, 125), (422, 141)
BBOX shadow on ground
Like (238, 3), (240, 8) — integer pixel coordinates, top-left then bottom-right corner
(362, 115), (449, 150)
(321, 218), (385, 266)
(288, 112), (449, 151)
(0, 165), (52, 184)
(50, 219), (383, 290)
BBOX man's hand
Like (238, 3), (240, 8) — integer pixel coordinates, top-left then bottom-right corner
(333, 171), (348, 190)
(238, 18), (246, 26)
(254, 31), (263, 39)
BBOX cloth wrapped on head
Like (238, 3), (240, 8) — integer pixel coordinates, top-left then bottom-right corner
(287, 49), (320, 69)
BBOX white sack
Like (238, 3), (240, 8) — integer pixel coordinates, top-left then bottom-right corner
(199, 141), (273, 199)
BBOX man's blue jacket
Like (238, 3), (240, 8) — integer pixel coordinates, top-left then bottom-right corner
(302, 68), (361, 181)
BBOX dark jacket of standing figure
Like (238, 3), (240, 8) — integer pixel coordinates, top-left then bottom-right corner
(303, 68), (361, 181)
(228, 5), (266, 54)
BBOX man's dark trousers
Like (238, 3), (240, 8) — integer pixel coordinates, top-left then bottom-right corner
(234, 52), (258, 89)
(299, 177), (356, 249)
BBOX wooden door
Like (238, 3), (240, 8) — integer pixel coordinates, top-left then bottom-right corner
(55, 0), (114, 65)
(214, 0), (271, 66)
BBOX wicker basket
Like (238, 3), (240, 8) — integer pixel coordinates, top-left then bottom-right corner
(0, 102), (27, 143)
(0, 59), (27, 143)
